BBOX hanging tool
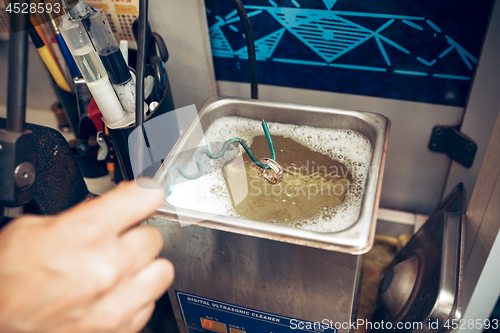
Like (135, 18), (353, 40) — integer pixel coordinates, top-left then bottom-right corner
(28, 26), (72, 92)
(165, 120), (282, 197)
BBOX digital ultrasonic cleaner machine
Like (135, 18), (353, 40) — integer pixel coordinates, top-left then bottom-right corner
(148, 96), (389, 333)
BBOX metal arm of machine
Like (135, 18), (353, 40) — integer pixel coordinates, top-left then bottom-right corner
(0, 0), (37, 218)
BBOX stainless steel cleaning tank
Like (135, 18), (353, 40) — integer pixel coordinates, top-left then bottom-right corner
(149, 97), (390, 333)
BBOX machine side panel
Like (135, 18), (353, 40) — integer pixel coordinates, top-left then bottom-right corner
(150, 216), (362, 333)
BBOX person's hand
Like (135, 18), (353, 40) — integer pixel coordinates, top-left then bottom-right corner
(0, 179), (174, 333)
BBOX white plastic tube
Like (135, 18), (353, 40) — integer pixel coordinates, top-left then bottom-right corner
(59, 14), (126, 125)
(87, 9), (136, 114)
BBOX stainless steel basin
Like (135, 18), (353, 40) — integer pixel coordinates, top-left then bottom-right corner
(153, 96), (389, 254)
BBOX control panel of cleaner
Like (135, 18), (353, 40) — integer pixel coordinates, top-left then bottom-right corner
(176, 292), (336, 333)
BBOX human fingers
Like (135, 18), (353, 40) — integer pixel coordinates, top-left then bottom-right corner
(115, 258), (174, 310)
(81, 259), (174, 332)
(62, 178), (165, 235)
(119, 225), (164, 276)
(126, 302), (155, 333)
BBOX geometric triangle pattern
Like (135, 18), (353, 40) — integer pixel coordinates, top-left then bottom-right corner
(204, 0), (492, 107)
(267, 7), (373, 63)
(323, 0), (338, 10)
(210, 26), (234, 58)
(235, 28), (286, 60)
(208, 4), (481, 81)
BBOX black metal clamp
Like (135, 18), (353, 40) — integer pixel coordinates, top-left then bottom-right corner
(0, 2), (37, 217)
(428, 125), (477, 168)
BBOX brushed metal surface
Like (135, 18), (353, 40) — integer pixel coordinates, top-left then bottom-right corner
(380, 255), (420, 319)
(149, 216), (363, 333)
(373, 184), (465, 333)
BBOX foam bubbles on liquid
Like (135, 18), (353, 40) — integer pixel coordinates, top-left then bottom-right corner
(165, 116), (372, 233)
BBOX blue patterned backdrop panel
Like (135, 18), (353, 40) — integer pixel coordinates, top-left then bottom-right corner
(205, 0), (493, 107)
